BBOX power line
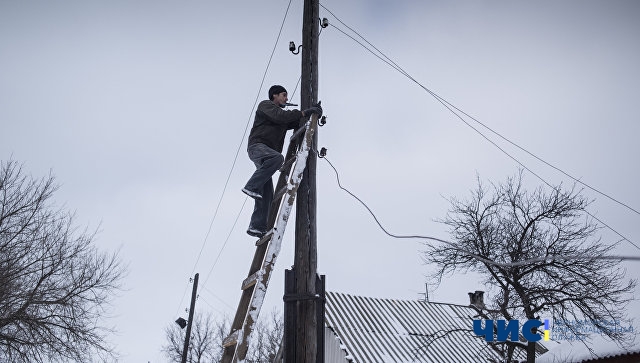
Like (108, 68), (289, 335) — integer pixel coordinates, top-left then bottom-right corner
(198, 295), (227, 316)
(321, 3), (640, 217)
(195, 21), (329, 294)
(320, 5), (639, 250)
(432, 95), (640, 217)
(320, 155), (640, 268)
(320, 4), (411, 78)
(419, 81), (640, 251)
(200, 285), (235, 311)
(201, 197), (248, 289)
(175, 0), (295, 317)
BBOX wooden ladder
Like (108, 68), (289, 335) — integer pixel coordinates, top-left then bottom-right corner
(220, 115), (317, 363)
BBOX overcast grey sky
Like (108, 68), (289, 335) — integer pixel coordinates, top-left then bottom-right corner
(2, 1), (639, 361)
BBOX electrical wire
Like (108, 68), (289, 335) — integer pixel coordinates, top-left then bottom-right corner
(197, 295), (227, 316)
(326, 11), (637, 216)
(322, 4), (639, 210)
(433, 95), (640, 217)
(195, 19), (329, 296)
(422, 81), (640, 251)
(201, 285), (235, 311)
(175, 0), (294, 317)
(320, 155), (640, 267)
(319, 5), (639, 250)
(201, 197), (248, 289)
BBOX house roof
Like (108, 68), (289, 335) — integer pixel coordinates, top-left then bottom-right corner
(325, 291), (534, 362)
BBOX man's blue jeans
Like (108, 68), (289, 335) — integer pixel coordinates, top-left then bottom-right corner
(244, 143), (284, 232)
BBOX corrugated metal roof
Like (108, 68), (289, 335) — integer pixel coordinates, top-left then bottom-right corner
(325, 291), (526, 363)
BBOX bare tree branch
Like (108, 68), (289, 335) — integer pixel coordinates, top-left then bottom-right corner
(424, 171), (636, 363)
(0, 159), (126, 362)
(163, 309), (283, 363)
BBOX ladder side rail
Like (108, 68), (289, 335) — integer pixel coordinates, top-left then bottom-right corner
(226, 119), (309, 332)
(234, 115), (317, 362)
(221, 160), (297, 359)
(221, 123), (305, 363)
(220, 117), (314, 363)
(266, 121), (308, 228)
(247, 120), (309, 275)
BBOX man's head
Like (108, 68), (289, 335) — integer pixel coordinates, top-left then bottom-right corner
(268, 85), (288, 106)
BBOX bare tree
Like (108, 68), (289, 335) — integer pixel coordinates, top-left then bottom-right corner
(424, 171), (636, 363)
(0, 160), (126, 362)
(246, 308), (283, 362)
(163, 309), (283, 363)
(164, 312), (224, 362)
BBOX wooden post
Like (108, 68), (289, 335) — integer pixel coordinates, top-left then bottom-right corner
(283, 269), (297, 363)
(316, 274), (326, 362)
(181, 273), (199, 363)
(293, 0), (319, 360)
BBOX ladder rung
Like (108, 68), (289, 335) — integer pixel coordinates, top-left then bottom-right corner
(241, 270), (262, 291)
(255, 230), (274, 246)
(280, 155), (297, 172)
(289, 125), (306, 141)
(223, 330), (239, 348)
(273, 185), (289, 202)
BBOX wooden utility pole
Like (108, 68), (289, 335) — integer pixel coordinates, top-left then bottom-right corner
(181, 273), (199, 363)
(293, 0), (319, 360)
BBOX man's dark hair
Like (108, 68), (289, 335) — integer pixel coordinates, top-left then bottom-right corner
(268, 85), (287, 101)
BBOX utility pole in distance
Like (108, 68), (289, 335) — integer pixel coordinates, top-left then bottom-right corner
(293, 0), (319, 361)
(181, 273), (199, 363)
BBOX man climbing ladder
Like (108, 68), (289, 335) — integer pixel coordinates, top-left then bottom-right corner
(242, 85), (322, 238)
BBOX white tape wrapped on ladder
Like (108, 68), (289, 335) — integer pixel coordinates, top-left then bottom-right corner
(233, 116), (316, 363)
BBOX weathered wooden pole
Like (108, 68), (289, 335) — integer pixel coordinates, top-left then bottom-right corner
(181, 273), (199, 363)
(293, 0), (319, 360)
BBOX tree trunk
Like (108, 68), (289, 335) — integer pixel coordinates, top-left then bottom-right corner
(526, 341), (536, 363)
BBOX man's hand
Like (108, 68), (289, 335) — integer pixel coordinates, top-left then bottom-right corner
(303, 105), (323, 118)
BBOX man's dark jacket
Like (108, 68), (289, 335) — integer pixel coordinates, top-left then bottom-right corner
(248, 100), (302, 153)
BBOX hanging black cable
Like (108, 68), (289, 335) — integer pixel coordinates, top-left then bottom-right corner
(320, 156), (640, 267)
